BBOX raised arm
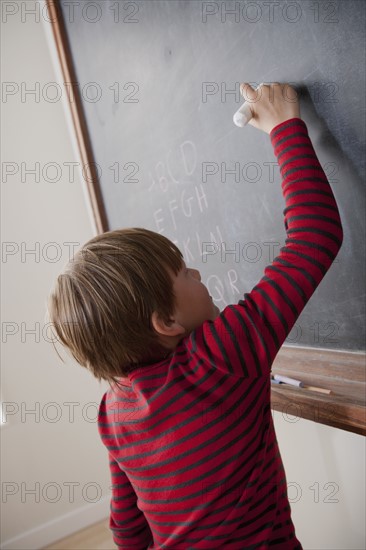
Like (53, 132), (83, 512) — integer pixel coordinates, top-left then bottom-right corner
(189, 84), (343, 378)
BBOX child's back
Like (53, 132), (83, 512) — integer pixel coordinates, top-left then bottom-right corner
(49, 84), (343, 549)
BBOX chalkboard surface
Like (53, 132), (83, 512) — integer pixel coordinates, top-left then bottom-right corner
(60, 0), (365, 350)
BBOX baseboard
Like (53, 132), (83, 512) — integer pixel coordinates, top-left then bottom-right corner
(1, 495), (110, 550)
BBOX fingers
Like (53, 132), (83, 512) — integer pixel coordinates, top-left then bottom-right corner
(240, 82), (297, 100)
(240, 82), (279, 100)
(282, 83), (298, 101)
(240, 83), (259, 101)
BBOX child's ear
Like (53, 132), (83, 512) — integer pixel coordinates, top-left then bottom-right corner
(151, 311), (186, 337)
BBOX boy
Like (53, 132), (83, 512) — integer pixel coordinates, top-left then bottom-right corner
(48, 83), (343, 549)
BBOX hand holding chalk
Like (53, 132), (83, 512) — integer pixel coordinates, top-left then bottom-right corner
(233, 82), (301, 133)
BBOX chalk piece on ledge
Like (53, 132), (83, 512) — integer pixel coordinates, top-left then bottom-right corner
(303, 385), (332, 395)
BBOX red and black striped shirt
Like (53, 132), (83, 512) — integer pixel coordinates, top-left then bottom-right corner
(98, 118), (343, 549)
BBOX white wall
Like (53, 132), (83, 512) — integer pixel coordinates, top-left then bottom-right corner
(1, 2), (365, 549)
(273, 411), (365, 549)
(1, 2), (111, 549)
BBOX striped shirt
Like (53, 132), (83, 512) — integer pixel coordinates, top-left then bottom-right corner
(98, 118), (343, 549)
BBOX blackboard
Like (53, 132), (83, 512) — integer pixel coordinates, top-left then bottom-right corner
(59, 0), (365, 351)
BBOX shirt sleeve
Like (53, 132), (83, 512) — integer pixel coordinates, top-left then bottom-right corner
(107, 452), (153, 549)
(187, 117), (343, 378)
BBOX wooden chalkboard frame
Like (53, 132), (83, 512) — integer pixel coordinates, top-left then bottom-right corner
(47, 0), (365, 436)
(46, 0), (108, 234)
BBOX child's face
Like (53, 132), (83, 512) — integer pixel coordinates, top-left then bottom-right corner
(171, 262), (220, 333)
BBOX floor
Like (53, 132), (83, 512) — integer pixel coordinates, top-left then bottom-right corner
(43, 519), (116, 550)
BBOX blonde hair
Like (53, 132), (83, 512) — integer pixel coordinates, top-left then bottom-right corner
(47, 228), (183, 389)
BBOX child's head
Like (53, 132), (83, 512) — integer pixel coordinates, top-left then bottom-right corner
(47, 228), (219, 388)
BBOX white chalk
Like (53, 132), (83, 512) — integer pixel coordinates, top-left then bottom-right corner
(233, 83), (263, 128)
(273, 374), (304, 387)
(233, 102), (253, 127)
